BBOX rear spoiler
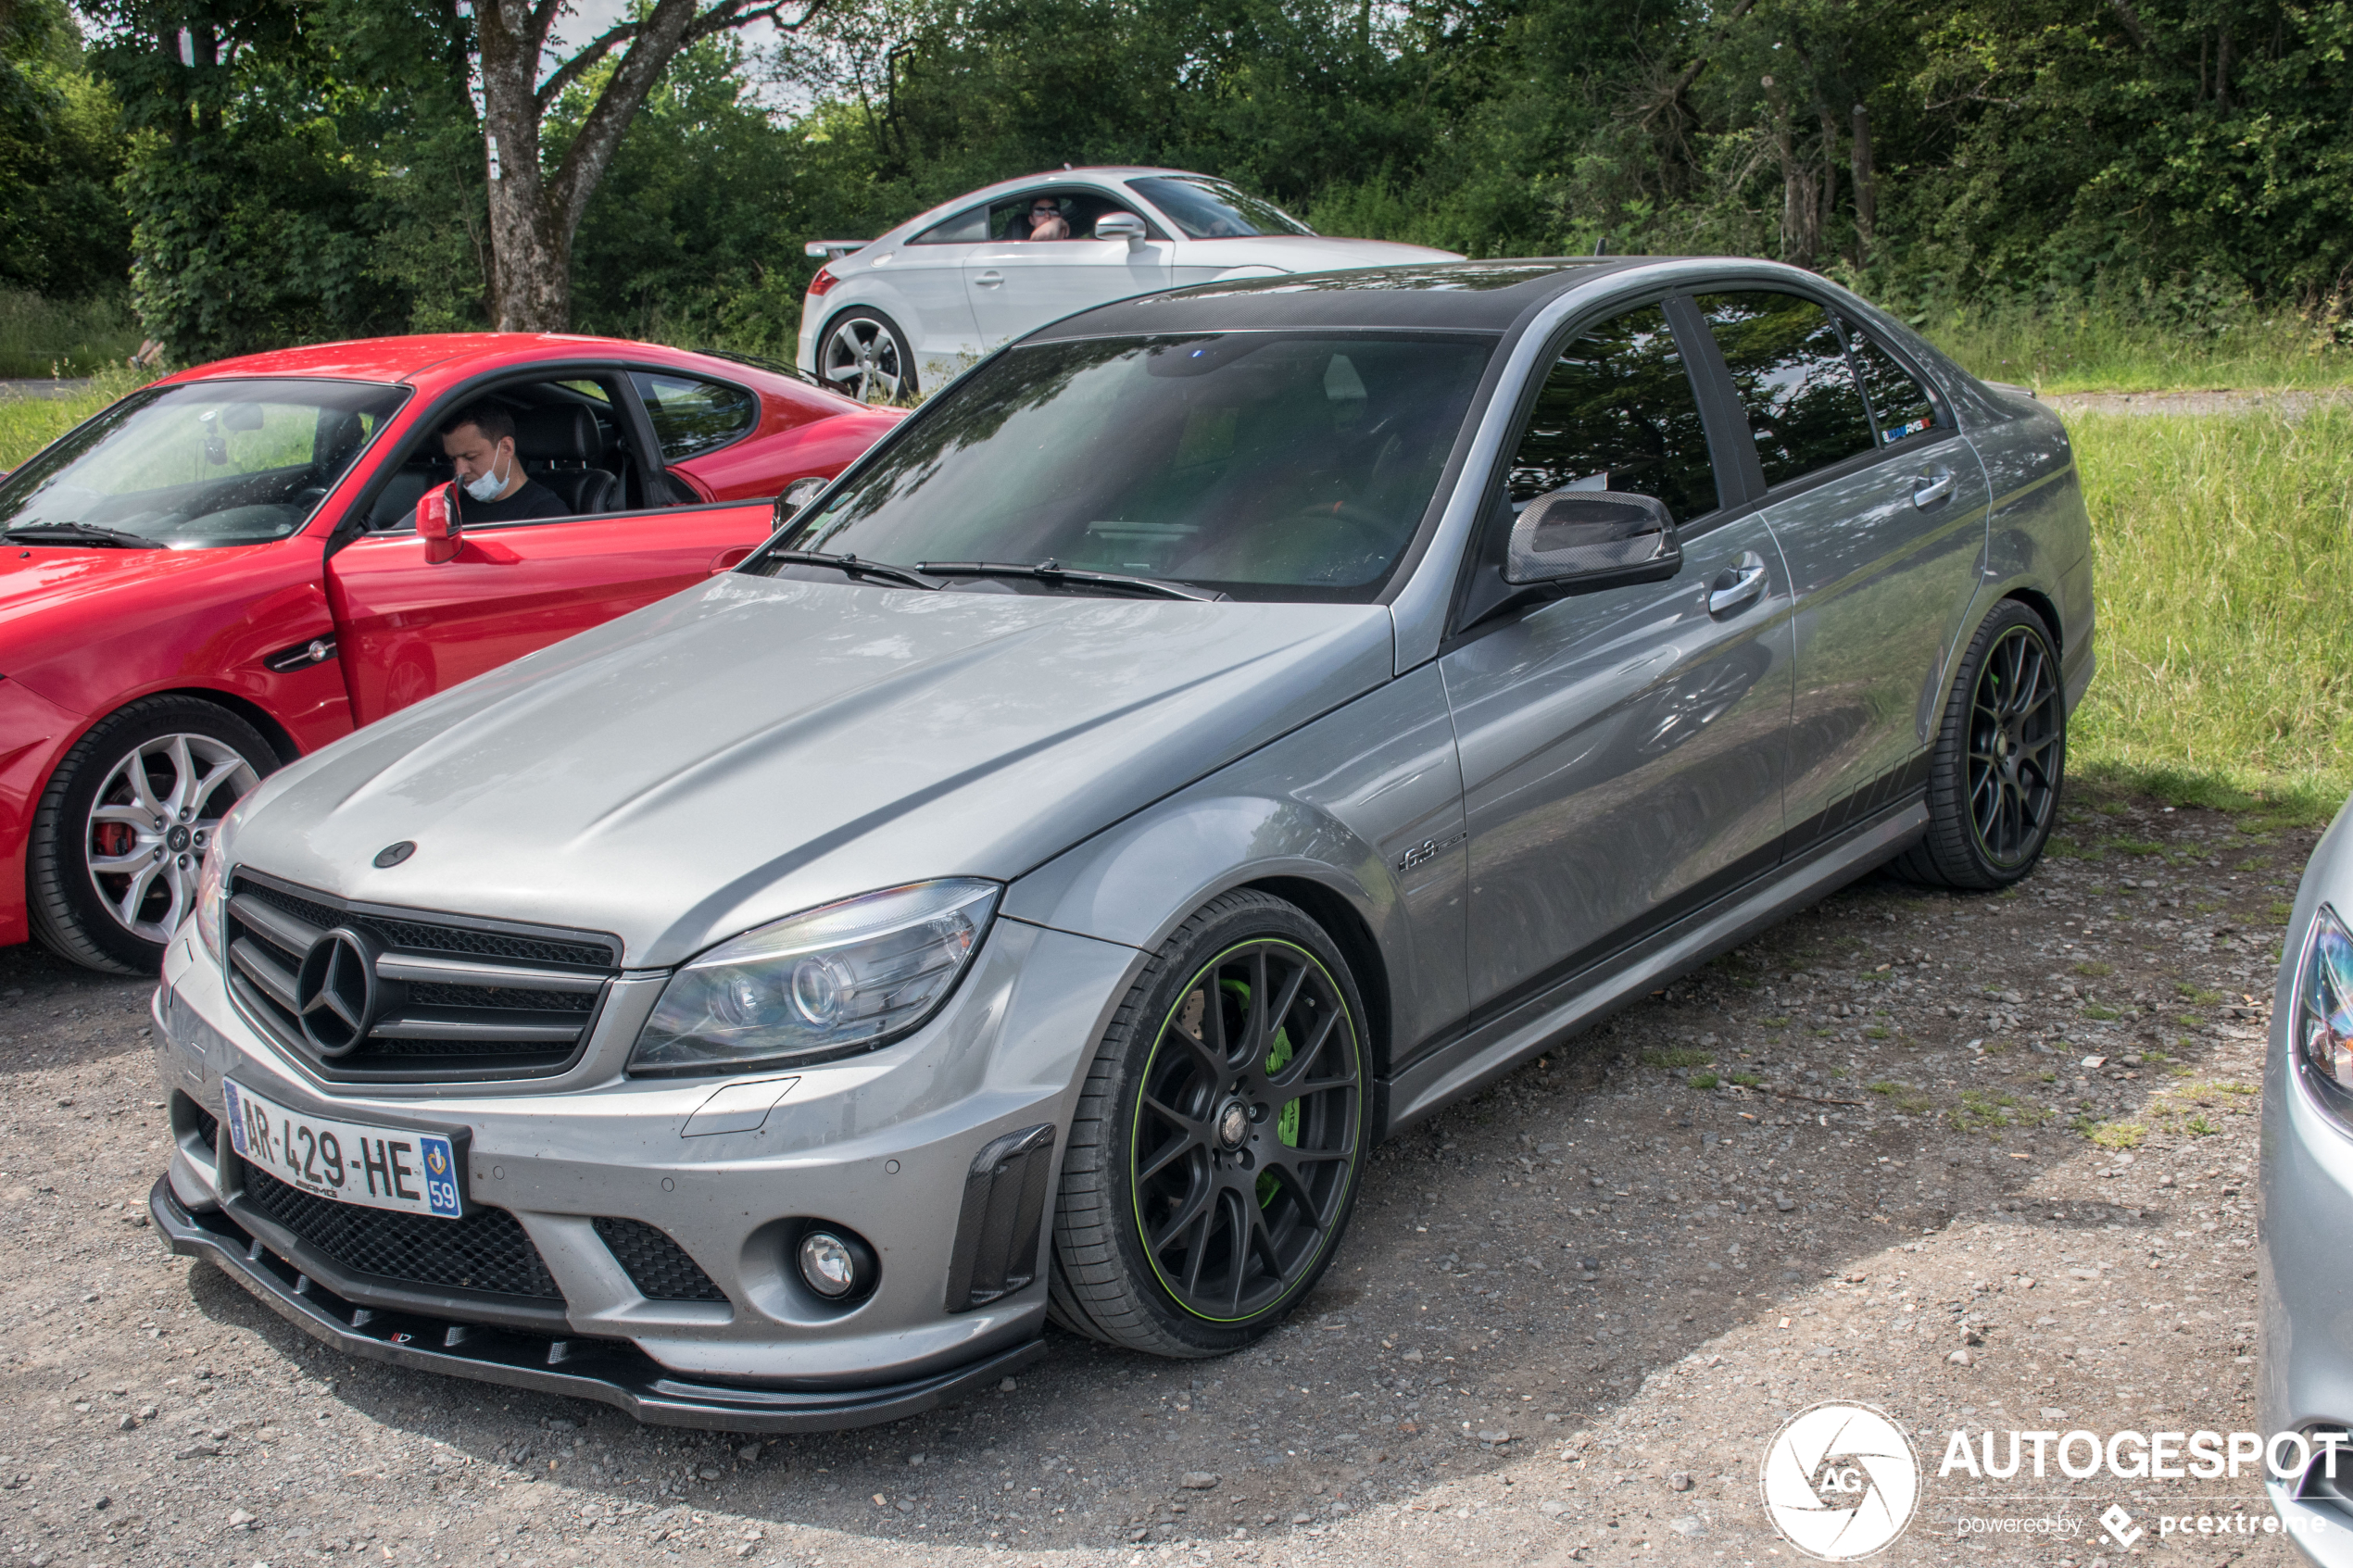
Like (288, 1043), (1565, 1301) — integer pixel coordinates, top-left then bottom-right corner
(804, 241), (871, 259)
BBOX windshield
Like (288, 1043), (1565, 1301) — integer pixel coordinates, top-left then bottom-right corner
(0, 378), (409, 548)
(767, 332), (1492, 602)
(1127, 176), (1315, 239)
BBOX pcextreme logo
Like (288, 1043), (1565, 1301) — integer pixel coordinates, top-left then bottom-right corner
(1760, 1401), (1923, 1561)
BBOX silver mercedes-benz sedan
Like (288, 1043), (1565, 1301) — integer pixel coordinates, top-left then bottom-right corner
(2262, 793), (2353, 1558)
(148, 257), (2094, 1432)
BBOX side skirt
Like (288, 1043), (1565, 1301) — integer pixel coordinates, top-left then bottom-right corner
(1378, 800), (1928, 1134)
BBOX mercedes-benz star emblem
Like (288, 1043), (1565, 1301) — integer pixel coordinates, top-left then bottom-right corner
(294, 926), (383, 1056)
(372, 840), (416, 868)
(1215, 1101), (1251, 1150)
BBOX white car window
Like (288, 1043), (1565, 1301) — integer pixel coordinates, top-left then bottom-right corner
(912, 205), (989, 245)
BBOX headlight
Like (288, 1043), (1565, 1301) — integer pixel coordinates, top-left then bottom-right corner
(2296, 901), (2353, 1108)
(629, 879), (1000, 1075)
(192, 840), (229, 962)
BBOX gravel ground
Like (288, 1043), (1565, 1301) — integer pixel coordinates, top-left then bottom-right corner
(0, 784), (2317, 1568)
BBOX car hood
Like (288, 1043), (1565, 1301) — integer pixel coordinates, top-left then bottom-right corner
(229, 574), (1395, 967)
(0, 543), (233, 628)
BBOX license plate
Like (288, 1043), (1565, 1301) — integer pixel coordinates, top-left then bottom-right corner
(220, 1078), (464, 1220)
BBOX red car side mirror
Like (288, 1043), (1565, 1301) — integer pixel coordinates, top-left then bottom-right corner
(418, 485), (461, 564)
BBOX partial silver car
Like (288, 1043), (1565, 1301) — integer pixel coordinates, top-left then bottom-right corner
(150, 257), (2094, 1432)
(2262, 793), (2353, 1558)
(794, 166), (1456, 401)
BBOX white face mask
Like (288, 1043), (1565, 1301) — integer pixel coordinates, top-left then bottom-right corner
(461, 445), (510, 502)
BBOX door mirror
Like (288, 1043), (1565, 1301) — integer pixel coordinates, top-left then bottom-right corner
(1094, 212), (1148, 252)
(418, 483), (462, 564)
(775, 475), (829, 527)
(1504, 489), (1680, 592)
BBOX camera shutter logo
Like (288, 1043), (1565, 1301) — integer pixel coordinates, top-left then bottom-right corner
(1759, 1400), (1920, 1561)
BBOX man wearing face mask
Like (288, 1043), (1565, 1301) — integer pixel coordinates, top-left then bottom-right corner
(439, 403), (565, 524)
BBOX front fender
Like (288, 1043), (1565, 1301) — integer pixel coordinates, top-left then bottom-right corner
(1001, 664), (1468, 1068)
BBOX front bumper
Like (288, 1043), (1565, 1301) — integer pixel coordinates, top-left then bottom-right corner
(150, 909), (1141, 1417)
(153, 1177), (1042, 1432)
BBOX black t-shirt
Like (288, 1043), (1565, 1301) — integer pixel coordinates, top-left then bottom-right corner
(456, 478), (568, 526)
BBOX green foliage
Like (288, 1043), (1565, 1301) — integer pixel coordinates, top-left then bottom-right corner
(0, 0), (129, 298)
(0, 289), (142, 377)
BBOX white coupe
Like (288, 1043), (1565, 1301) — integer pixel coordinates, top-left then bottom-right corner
(794, 168), (1459, 401)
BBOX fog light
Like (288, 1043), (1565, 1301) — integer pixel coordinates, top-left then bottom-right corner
(799, 1229), (866, 1298)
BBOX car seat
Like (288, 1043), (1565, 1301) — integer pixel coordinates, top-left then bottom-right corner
(515, 406), (623, 515)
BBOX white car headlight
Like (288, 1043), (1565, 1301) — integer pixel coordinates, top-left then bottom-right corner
(2296, 901), (2353, 1114)
(192, 840), (228, 961)
(629, 880), (1000, 1075)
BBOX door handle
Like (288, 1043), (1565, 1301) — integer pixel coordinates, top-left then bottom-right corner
(974, 270), (1003, 288)
(1911, 466), (1957, 508)
(1707, 553), (1768, 616)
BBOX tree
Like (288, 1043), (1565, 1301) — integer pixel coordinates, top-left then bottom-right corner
(0, 0), (129, 299)
(472, 0), (828, 332)
(80, 0), (413, 358)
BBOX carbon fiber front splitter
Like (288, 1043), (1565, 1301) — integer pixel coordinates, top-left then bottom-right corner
(151, 1177), (1044, 1433)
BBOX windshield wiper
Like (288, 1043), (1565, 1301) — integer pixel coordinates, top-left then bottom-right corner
(914, 559), (1223, 602)
(4, 522), (163, 549)
(765, 549), (937, 590)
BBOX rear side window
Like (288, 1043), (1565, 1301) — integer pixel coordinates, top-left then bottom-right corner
(1697, 291), (1876, 488)
(1843, 324), (1940, 445)
(912, 206), (988, 245)
(632, 372), (758, 461)
(1506, 303), (1719, 524)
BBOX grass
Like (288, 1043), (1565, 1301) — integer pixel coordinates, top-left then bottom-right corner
(0, 364), (152, 470)
(0, 289), (143, 380)
(1927, 301), (2353, 395)
(2064, 407), (2353, 821)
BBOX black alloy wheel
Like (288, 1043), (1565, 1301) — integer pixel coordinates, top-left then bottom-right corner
(1051, 891), (1371, 1356)
(1897, 599), (2066, 889)
(1967, 620), (2064, 867)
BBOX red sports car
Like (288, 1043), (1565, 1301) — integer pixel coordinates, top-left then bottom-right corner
(0, 333), (900, 973)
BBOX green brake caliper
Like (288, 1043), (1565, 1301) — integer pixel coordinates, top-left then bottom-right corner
(1224, 977), (1297, 1207)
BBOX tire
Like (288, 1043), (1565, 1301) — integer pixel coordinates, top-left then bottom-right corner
(817, 308), (918, 404)
(27, 696), (278, 974)
(1050, 890), (1372, 1357)
(1894, 599), (2067, 889)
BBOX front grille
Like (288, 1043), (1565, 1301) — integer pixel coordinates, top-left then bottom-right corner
(222, 868), (618, 1082)
(593, 1217), (727, 1302)
(237, 1165), (563, 1300)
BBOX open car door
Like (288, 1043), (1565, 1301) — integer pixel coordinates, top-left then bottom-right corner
(322, 370), (777, 724)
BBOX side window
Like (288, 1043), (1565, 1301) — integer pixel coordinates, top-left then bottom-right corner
(1696, 291), (1875, 488)
(1506, 303), (1719, 524)
(912, 205), (988, 245)
(632, 372), (759, 461)
(1841, 322), (1940, 445)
